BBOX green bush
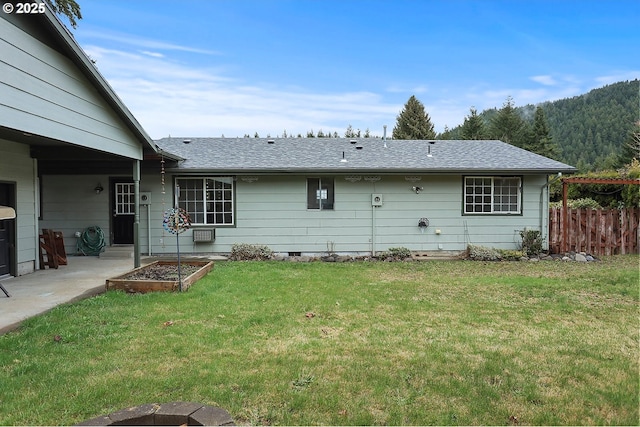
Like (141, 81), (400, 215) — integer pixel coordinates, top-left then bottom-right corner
(467, 244), (502, 261)
(230, 243), (273, 261)
(519, 229), (545, 257)
(550, 198), (602, 209)
(497, 249), (525, 261)
(621, 159), (640, 207)
(380, 247), (412, 261)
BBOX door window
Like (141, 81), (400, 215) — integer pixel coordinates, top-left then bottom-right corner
(115, 183), (135, 215)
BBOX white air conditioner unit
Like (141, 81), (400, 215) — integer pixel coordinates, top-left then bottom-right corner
(193, 228), (215, 242)
(139, 192), (152, 205)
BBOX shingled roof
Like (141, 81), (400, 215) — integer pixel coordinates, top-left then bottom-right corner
(155, 137), (576, 174)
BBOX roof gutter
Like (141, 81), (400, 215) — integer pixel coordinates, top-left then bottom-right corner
(162, 167), (578, 175)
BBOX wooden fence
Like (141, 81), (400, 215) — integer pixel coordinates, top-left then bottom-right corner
(549, 208), (640, 255)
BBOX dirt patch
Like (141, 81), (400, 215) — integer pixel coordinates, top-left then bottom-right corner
(121, 263), (202, 281)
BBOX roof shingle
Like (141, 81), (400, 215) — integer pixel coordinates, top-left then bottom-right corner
(155, 137), (576, 174)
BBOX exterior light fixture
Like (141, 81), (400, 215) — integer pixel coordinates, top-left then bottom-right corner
(94, 184), (104, 194)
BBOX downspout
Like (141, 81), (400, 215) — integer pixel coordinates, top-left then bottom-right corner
(371, 204), (376, 256)
(33, 158), (40, 270)
(133, 159), (141, 268)
(147, 203), (152, 256)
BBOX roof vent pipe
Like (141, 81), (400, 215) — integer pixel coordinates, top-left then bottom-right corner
(427, 140), (435, 157)
(182, 139), (191, 144)
(267, 139), (275, 144)
(383, 125), (388, 148)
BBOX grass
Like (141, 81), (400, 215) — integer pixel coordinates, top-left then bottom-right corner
(0, 256), (638, 425)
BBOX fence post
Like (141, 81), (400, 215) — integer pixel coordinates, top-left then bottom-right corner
(562, 181), (569, 253)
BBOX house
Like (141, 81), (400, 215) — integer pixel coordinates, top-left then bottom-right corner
(1, 3), (576, 269)
(142, 137), (576, 256)
(0, 2), (169, 276)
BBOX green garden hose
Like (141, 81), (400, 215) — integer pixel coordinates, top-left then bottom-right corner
(77, 226), (106, 256)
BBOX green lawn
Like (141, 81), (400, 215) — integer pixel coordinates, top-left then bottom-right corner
(1, 256), (638, 425)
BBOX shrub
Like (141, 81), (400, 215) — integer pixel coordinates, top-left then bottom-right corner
(621, 159), (640, 207)
(467, 244), (501, 261)
(379, 247), (412, 261)
(519, 229), (545, 257)
(550, 198), (602, 209)
(230, 243), (273, 261)
(497, 249), (524, 261)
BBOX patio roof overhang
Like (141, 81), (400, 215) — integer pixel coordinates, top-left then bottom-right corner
(0, 125), (170, 175)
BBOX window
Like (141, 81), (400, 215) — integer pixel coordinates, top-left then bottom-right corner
(307, 178), (334, 210)
(464, 176), (521, 214)
(176, 177), (234, 225)
(115, 183), (135, 215)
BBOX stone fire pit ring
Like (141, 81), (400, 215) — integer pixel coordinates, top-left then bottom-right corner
(77, 401), (234, 426)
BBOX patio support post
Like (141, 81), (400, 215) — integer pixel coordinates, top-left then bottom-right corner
(562, 179), (568, 253)
(133, 160), (141, 268)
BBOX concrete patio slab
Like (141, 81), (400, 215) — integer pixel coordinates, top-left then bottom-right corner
(0, 256), (141, 335)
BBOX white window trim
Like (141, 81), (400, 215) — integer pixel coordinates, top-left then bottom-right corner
(464, 176), (522, 215)
(114, 182), (135, 215)
(175, 176), (235, 226)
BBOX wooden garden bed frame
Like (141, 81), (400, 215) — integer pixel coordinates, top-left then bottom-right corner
(105, 260), (214, 293)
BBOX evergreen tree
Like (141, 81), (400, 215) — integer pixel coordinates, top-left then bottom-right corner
(460, 107), (486, 139)
(345, 125), (356, 138)
(46, 0), (82, 28)
(616, 123), (640, 168)
(489, 96), (526, 147)
(392, 95), (436, 139)
(528, 106), (559, 159)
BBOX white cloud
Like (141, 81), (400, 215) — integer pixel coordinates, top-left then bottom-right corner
(595, 71), (640, 86)
(140, 51), (165, 58)
(531, 75), (557, 86)
(85, 46), (399, 138)
(80, 29), (219, 55)
(83, 44), (639, 138)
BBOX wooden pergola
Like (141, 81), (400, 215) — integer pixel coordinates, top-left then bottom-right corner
(561, 177), (640, 252)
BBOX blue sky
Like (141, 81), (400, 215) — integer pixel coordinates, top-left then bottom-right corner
(71, 0), (639, 139)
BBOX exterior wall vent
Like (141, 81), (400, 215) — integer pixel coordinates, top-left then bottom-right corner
(193, 229), (215, 242)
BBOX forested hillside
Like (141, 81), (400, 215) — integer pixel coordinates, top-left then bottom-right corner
(442, 80), (639, 171)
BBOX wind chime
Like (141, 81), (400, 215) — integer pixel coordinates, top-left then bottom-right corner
(160, 155), (191, 291)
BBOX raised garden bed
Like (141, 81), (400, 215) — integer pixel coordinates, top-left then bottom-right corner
(105, 260), (214, 293)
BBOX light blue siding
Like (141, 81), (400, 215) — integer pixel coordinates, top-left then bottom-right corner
(139, 173), (549, 255)
(0, 139), (37, 274)
(0, 18), (143, 159)
(37, 173), (550, 257)
(39, 175), (113, 256)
